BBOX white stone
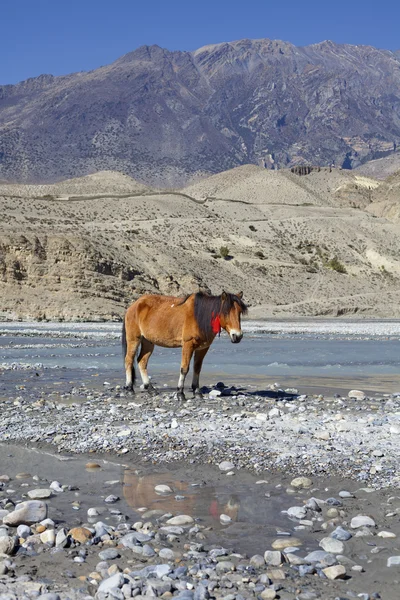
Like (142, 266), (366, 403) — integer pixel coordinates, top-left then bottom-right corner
(348, 389), (365, 400)
(378, 531), (396, 538)
(287, 506), (307, 519)
(98, 573), (125, 592)
(0, 536), (17, 556)
(220, 514), (232, 524)
(319, 537), (345, 554)
(166, 515), (194, 526)
(387, 556), (400, 567)
(27, 489), (52, 500)
(154, 485), (173, 494)
(218, 461), (235, 472)
(350, 515), (376, 529)
(50, 481), (63, 493)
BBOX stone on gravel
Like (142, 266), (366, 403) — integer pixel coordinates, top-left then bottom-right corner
(105, 494), (119, 503)
(350, 515), (376, 528)
(260, 591), (276, 600)
(27, 489), (52, 499)
(98, 572), (125, 593)
(56, 528), (69, 548)
(68, 527), (93, 543)
(290, 477), (312, 489)
(249, 554), (265, 568)
(387, 556), (400, 567)
(287, 506), (307, 519)
(220, 514), (232, 524)
(319, 537), (345, 554)
(304, 550), (336, 565)
(3, 500), (47, 526)
(49, 481), (63, 493)
(377, 531), (396, 538)
(159, 548), (176, 560)
(16, 524), (31, 539)
(40, 529), (55, 546)
(322, 564), (346, 579)
(218, 461), (235, 472)
(264, 550), (283, 566)
(348, 389), (365, 400)
(0, 536), (17, 556)
(166, 515), (194, 526)
(38, 595), (61, 600)
(154, 485), (173, 494)
(331, 526), (352, 541)
(215, 561), (234, 573)
(272, 537), (302, 549)
(99, 548), (120, 561)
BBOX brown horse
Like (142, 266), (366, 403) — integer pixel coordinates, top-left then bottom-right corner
(122, 291), (247, 399)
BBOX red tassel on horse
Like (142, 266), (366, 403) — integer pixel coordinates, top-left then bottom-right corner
(211, 312), (221, 336)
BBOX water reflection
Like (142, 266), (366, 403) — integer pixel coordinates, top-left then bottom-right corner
(123, 470), (240, 523)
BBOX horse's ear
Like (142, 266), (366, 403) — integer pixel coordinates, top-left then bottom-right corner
(237, 291), (243, 299)
(221, 290), (227, 301)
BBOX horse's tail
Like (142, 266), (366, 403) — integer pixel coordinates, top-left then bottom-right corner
(122, 313), (136, 385)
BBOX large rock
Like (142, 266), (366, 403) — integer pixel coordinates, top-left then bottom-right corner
(290, 477), (313, 489)
(3, 501), (47, 526)
(27, 489), (52, 499)
(271, 537), (302, 550)
(98, 573), (125, 593)
(264, 550), (283, 566)
(322, 565), (346, 580)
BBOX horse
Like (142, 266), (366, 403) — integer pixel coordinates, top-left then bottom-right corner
(122, 291), (248, 399)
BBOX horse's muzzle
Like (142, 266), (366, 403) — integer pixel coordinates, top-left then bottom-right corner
(230, 332), (243, 343)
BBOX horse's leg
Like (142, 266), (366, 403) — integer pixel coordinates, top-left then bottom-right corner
(191, 347), (210, 398)
(137, 338), (157, 395)
(124, 337), (140, 392)
(177, 342), (195, 401)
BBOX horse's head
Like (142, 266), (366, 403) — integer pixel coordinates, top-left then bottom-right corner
(220, 291), (247, 343)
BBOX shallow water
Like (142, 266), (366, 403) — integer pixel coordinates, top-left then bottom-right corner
(2, 320), (400, 385)
(0, 443), (314, 556)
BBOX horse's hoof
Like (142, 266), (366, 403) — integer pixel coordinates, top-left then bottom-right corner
(123, 386), (135, 395)
(193, 390), (203, 400)
(147, 385), (159, 397)
(176, 391), (186, 402)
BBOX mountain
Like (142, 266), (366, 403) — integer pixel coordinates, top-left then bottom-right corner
(2, 166), (400, 321)
(1, 39), (400, 186)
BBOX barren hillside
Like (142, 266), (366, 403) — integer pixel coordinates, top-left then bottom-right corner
(1, 166), (400, 320)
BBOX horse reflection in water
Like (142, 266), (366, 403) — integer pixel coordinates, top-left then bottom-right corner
(122, 291), (247, 400)
(123, 471), (240, 523)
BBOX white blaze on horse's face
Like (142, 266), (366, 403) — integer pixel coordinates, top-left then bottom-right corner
(226, 302), (243, 344)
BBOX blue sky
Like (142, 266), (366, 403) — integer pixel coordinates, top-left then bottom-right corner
(2, 0), (399, 85)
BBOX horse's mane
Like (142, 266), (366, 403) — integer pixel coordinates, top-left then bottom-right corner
(180, 292), (248, 339)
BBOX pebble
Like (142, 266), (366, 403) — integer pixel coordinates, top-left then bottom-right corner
(319, 537), (345, 554)
(218, 461), (235, 472)
(322, 564), (347, 579)
(387, 556), (400, 567)
(272, 537), (302, 550)
(348, 389), (366, 400)
(249, 554), (265, 568)
(351, 515), (376, 528)
(220, 514), (232, 524)
(377, 531), (396, 538)
(290, 477), (313, 489)
(99, 548), (120, 560)
(27, 488), (52, 499)
(68, 527), (93, 543)
(155, 484), (173, 494)
(287, 506), (308, 519)
(0, 536), (17, 556)
(264, 550), (283, 566)
(260, 591), (276, 599)
(166, 515), (194, 526)
(40, 529), (55, 546)
(105, 494), (119, 503)
(331, 526), (352, 541)
(98, 572), (125, 593)
(49, 481), (63, 493)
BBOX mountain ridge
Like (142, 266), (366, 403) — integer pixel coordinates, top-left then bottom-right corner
(1, 38), (400, 185)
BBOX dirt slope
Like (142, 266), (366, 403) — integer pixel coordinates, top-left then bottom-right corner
(1, 166), (400, 320)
